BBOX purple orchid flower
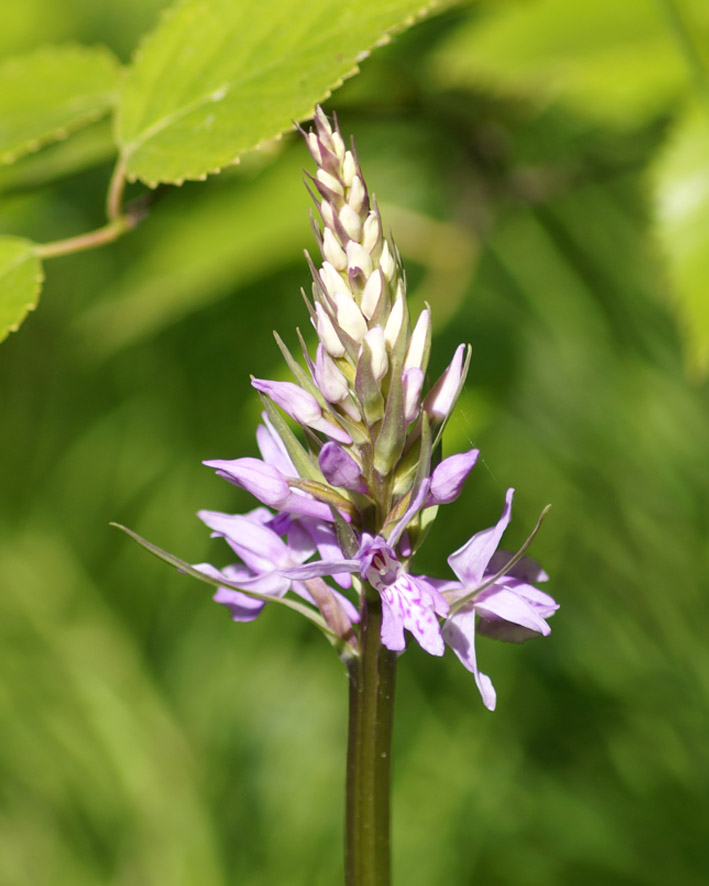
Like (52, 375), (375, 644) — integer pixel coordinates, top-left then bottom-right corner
(196, 508), (359, 625)
(203, 416), (335, 523)
(439, 489), (559, 711)
(277, 478), (450, 655)
(252, 377), (352, 444)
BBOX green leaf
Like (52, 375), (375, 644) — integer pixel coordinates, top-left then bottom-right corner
(652, 104), (709, 376)
(432, 0), (709, 125)
(117, 0), (445, 185)
(0, 44), (121, 165)
(0, 119), (116, 196)
(0, 237), (43, 342)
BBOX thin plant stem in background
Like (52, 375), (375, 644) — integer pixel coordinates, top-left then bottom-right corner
(117, 107), (559, 884)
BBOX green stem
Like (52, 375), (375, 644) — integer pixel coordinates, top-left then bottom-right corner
(35, 156), (144, 260)
(35, 215), (137, 259)
(345, 588), (397, 886)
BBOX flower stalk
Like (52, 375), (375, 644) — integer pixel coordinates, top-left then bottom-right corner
(346, 586), (397, 886)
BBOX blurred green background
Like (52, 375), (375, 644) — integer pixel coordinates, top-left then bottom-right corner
(2, 1), (709, 884)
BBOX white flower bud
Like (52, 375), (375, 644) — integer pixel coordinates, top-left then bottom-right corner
(334, 290), (368, 342)
(317, 169), (344, 196)
(342, 151), (357, 187)
(402, 367), (424, 423)
(320, 200), (335, 229)
(323, 228), (347, 271)
(363, 326), (388, 380)
(320, 261), (345, 298)
(307, 132), (322, 164)
(315, 344), (349, 402)
(362, 212), (380, 253)
(315, 106), (333, 137)
(424, 344), (467, 421)
(331, 131), (346, 163)
(347, 241), (373, 277)
(315, 303), (346, 357)
(384, 296), (404, 349)
(339, 203), (363, 241)
(361, 270), (383, 320)
(380, 241), (395, 281)
(404, 309), (430, 372)
(348, 176), (365, 214)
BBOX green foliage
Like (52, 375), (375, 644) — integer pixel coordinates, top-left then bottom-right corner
(430, 0), (709, 372)
(0, 236), (43, 342)
(652, 103), (709, 375)
(116, 0), (444, 185)
(0, 0), (444, 339)
(432, 0), (709, 125)
(0, 44), (121, 164)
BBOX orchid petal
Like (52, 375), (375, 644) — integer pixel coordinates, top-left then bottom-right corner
(474, 586), (551, 636)
(204, 457), (289, 508)
(198, 511), (291, 572)
(213, 587), (267, 621)
(443, 609), (497, 711)
(279, 559), (359, 581)
(447, 488), (514, 587)
(256, 416), (295, 476)
(488, 550), (549, 583)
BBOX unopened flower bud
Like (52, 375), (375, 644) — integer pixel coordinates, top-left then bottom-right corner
(342, 151), (357, 187)
(315, 344), (349, 403)
(315, 303), (345, 357)
(402, 367), (424, 423)
(339, 203), (362, 241)
(320, 261), (344, 297)
(333, 290), (367, 341)
(363, 326), (388, 381)
(347, 241), (372, 278)
(362, 212), (380, 254)
(380, 241), (395, 281)
(349, 176), (366, 214)
(404, 309), (431, 373)
(423, 343), (467, 421)
(320, 200), (335, 229)
(316, 168), (344, 196)
(361, 270), (384, 320)
(306, 132), (322, 164)
(427, 449), (479, 505)
(323, 228), (347, 270)
(384, 296), (405, 349)
(319, 442), (368, 493)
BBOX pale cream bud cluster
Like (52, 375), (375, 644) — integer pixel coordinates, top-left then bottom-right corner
(304, 107), (433, 477)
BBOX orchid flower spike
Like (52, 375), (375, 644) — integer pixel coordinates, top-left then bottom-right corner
(116, 107), (558, 708)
